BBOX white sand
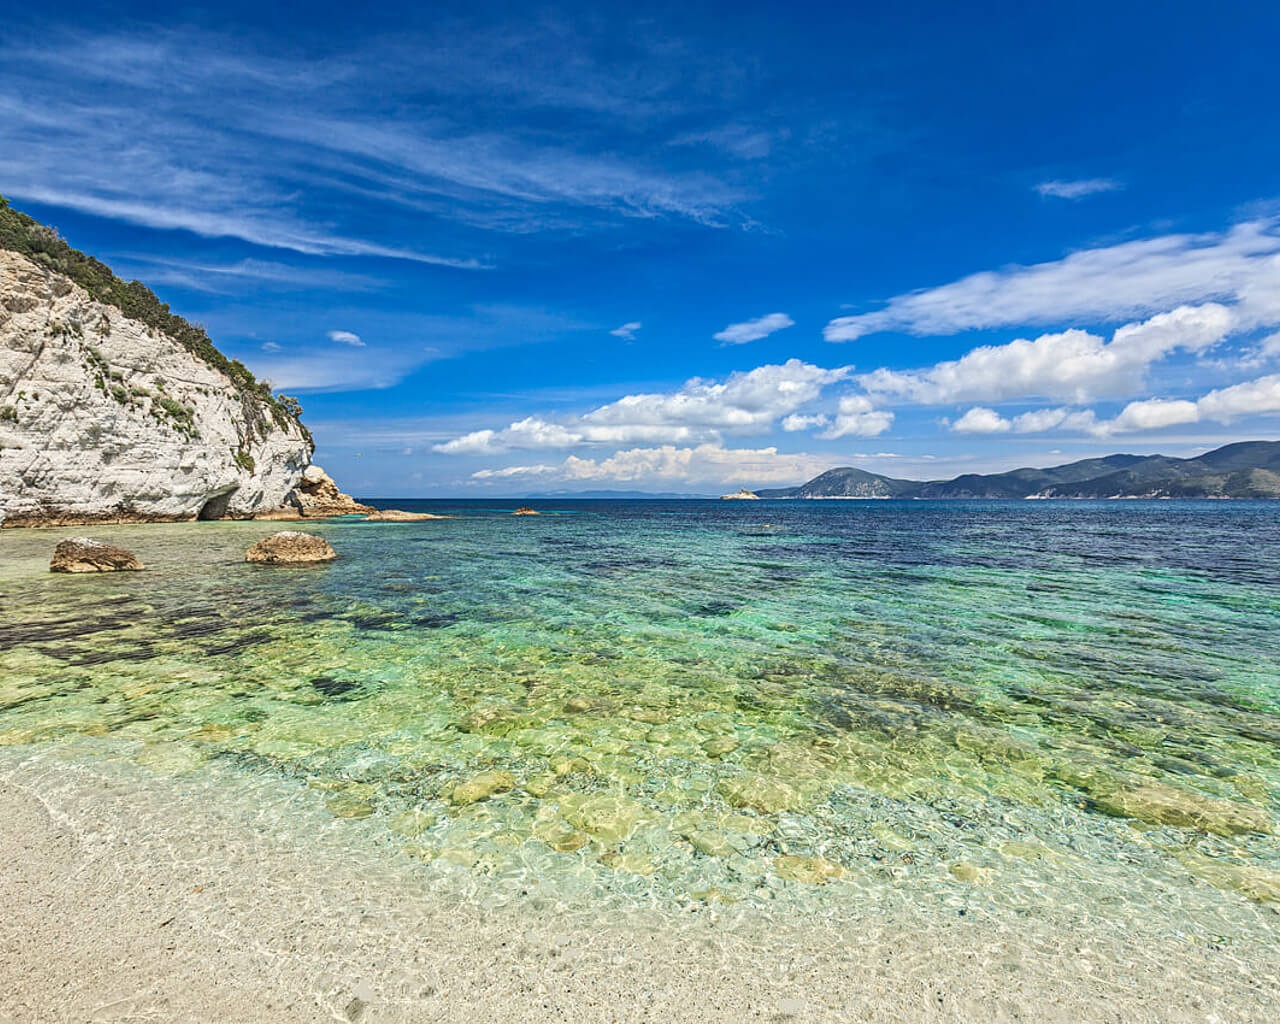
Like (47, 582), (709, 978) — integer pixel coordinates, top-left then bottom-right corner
(1, 750), (1275, 1024)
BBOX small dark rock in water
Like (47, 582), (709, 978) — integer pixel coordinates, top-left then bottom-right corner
(512, 506), (541, 516)
(311, 676), (358, 698)
(50, 537), (144, 573)
(245, 531), (336, 565)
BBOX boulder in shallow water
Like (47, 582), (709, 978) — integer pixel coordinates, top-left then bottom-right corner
(286, 465), (374, 517)
(245, 531), (337, 565)
(50, 537), (144, 573)
(512, 506), (541, 516)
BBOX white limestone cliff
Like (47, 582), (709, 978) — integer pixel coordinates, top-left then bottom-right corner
(0, 249), (313, 526)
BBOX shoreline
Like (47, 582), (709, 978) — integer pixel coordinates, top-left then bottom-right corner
(2, 744), (1275, 1024)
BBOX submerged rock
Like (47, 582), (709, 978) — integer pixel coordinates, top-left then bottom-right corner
(717, 773), (802, 814)
(50, 537), (144, 573)
(559, 793), (651, 842)
(1093, 781), (1271, 836)
(512, 506), (541, 516)
(362, 509), (452, 522)
(451, 770), (516, 805)
(251, 506), (303, 521)
(245, 531), (337, 565)
(326, 793), (374, 819)
(775, 855), (845, 884)
(1179, 853), (1280, 904)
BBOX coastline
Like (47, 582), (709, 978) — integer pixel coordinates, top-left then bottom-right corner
(1, 744), (1276, 1024)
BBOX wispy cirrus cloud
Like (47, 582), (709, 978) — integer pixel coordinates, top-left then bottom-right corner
(713, 312), (795, 345)
(103, 254), (386, 294)
(0, 22), (761, 261)
(610, 321), (643, 340)
(327, 330), (366, 347)
(1034, 178), (1123, 200)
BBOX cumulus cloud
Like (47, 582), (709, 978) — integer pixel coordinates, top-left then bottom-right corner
(780, 413), (830, 431)
(952, 407), (1011, 433)
(1106, 398), (1200, 433)
(950, 406), (1104, 435)
(610, 321), (642, 340)
(471, 443), (837, 485)
(824, 219), (1280, 341)
(435, 359), (851, 453)
(327, 329), (365, 347)
(1010, 407), (1099, 434)
(818, 395), (894, 438)
(1034, 178), (1122, 200)
(980, 372), (1280, 438)
(858, 304), (1233, 405)
(713, 312), (795, 345)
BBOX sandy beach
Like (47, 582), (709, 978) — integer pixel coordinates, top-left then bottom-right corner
(2, 746), (1275, 1024)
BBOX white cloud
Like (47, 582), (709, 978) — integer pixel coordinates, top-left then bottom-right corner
(781, 413), (829, 431)
(1034, 178), (1122, 200)
(1107, 398), (1200, 433)
(713, 312), (795, 345)
(261, 341), (282, 353)
(818, 395), (894, 438)
(327, 330), (366, 347)
(435, 359), (851, 453)
(1032, 372), (1280, 436)
(249, 346), (436, 392)
(952, 407), (1011, 433)
(1010, 407), (1099, 434)
(824, 219), (1280, 341)
(1195, 373), (1280, 422)
(472, 443), (837, 485)
(858, 304), (1233, 405)
(610, 321), (642, 340)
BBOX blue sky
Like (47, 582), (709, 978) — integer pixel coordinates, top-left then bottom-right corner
(5, 1), (1280, 494)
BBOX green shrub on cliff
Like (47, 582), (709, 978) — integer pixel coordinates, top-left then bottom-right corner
(0, 196), (311, 450)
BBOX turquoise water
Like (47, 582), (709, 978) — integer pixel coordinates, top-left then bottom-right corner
(2, 500), (1278, 936)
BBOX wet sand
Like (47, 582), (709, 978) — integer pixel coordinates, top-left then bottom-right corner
(1, 750), (1274, 1024)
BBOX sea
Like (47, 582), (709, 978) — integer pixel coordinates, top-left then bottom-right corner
(2, 498), (1278, 955)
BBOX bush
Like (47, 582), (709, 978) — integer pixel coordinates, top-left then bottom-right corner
(0, 195), (305, 436)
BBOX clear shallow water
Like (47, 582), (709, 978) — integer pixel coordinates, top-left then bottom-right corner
(2, 500), (1278, 941)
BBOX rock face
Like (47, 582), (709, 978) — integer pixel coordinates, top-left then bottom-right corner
(286, 465), (373, 517)
(49, 536), (144, 573)
(0, 246), (313, 526)
(245, 531), (337, 565)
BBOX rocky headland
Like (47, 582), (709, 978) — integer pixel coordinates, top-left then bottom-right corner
(0, 198), (361, 527)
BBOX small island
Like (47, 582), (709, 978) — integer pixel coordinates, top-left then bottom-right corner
(719, 488), (761, 500)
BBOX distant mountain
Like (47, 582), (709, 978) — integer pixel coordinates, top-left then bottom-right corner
(757, 466), (913, 498)
(758, 442), (1280, 500)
